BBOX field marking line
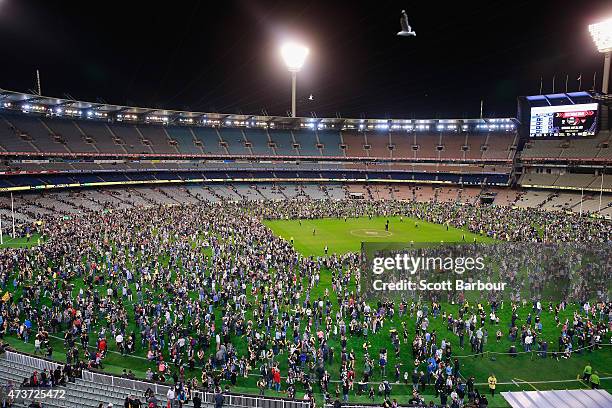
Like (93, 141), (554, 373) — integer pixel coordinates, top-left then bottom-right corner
(513, 378), (539, 391)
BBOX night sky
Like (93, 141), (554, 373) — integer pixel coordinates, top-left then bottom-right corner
(1, 0), (611, 119)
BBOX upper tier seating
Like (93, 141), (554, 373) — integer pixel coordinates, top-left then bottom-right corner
(0, 112), (519, 162)
(342, 131), (368, 157)
(317, 131), (344, 156)
(293, 130), (321, 156)
(266, 130), (296, 156)
(166, 126), (202, 154)
(522, 131), (611, 160)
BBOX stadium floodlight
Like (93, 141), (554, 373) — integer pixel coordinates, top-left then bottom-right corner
(589, 17), (612, 94)
(281, 42), (309, 117)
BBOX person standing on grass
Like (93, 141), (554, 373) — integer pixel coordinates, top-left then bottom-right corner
(116, 332), (124, 355)
(257, 377), (266, 396)
(582, 362), (592, 382)
(487, 374), (497, 397)
(590, 372), (600, 389)
(273, 366), (281, 392)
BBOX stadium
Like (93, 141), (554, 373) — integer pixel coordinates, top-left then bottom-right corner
(0, 2), (611, 408)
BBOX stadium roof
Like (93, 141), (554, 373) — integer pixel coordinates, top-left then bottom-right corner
(501, 389), (612, 408)
(523, 92), (595, 107)
(0, 89), (518, 131)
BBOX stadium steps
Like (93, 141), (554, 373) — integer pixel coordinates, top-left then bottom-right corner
(103, 124), (129, 154)
(37, 118), (75, 154)
(251, 185), (268, 200)
(161, 127), (182, 155)
(214, 127), (231, 155)
(71, 120), (102, 154)
(0, 115), (42, 153)
(132, 126), (156, 155)
(188, 128), (207, 154)
(0, 358), (157, 408)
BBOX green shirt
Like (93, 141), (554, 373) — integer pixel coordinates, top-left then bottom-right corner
(583, 365), (592, 375)
(590, 374), (600, 385)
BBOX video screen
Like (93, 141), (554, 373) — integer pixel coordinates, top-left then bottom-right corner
(529, 103), (598, 137)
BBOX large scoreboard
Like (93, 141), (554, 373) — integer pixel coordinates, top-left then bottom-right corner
(529, 103), (598, 137)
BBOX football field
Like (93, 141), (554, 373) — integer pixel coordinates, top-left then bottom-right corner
(264, 216), (494, 256)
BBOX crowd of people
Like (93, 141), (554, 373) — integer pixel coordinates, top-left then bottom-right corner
(0, 197), (609, 408)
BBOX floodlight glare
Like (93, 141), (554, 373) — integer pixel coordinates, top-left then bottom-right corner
(589, 17), (612, 52)
(281, 43), (309, 72)
(280, 42), (309, 117)
(589, 17), (612, 94)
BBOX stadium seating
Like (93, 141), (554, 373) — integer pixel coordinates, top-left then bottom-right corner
(0, 114), (42, 152)
(389, 132), (415, 159)
(414, 185), (436, 202)
(192, 127), (227, 155)
(464, 133), (487, 160)
(519, 173), (560, 187)
(514, 190), (551, 208)
(0, 354), (170, 408)
(439, 134), (466, 160)
(293, 130), (321, 156)
(78, 121), (126, 154)
(434, 187), (459, 203)
(366, 133), (391, 158)
(221, 128), (252, 155)
(522, 131), (612, 160)
(323, 184), (346, 199)
(1, 182), (609, 227)
(0, 108), (610, 221)
(10, 115), (72, 153)
(267, 130), (296, 156)
(137, 124), (178, 154)
(415, 133), (439, 159)
(316, 130), (344, 156)
(342, 131), (368, 157)
(481, 133), (517, 160)
(245, 129), (275, 155)
(165, 126), (201, 154)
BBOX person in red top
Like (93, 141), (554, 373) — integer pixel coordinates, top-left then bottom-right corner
(273, 367), (281, 392)
(98, 338), (107, 356)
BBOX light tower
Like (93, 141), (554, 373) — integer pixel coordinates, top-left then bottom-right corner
(281, 42), (309, 117)
(589, 17), (612, 94)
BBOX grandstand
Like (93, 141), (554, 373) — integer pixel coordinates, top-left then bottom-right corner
(0, 87), (609, 218)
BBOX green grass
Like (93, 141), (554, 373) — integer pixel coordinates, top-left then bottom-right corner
(2, 218), (610, 408)
(264, 216), (612, 402)
(0, 233), (42, 248)
(264, 216), (493, 256)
